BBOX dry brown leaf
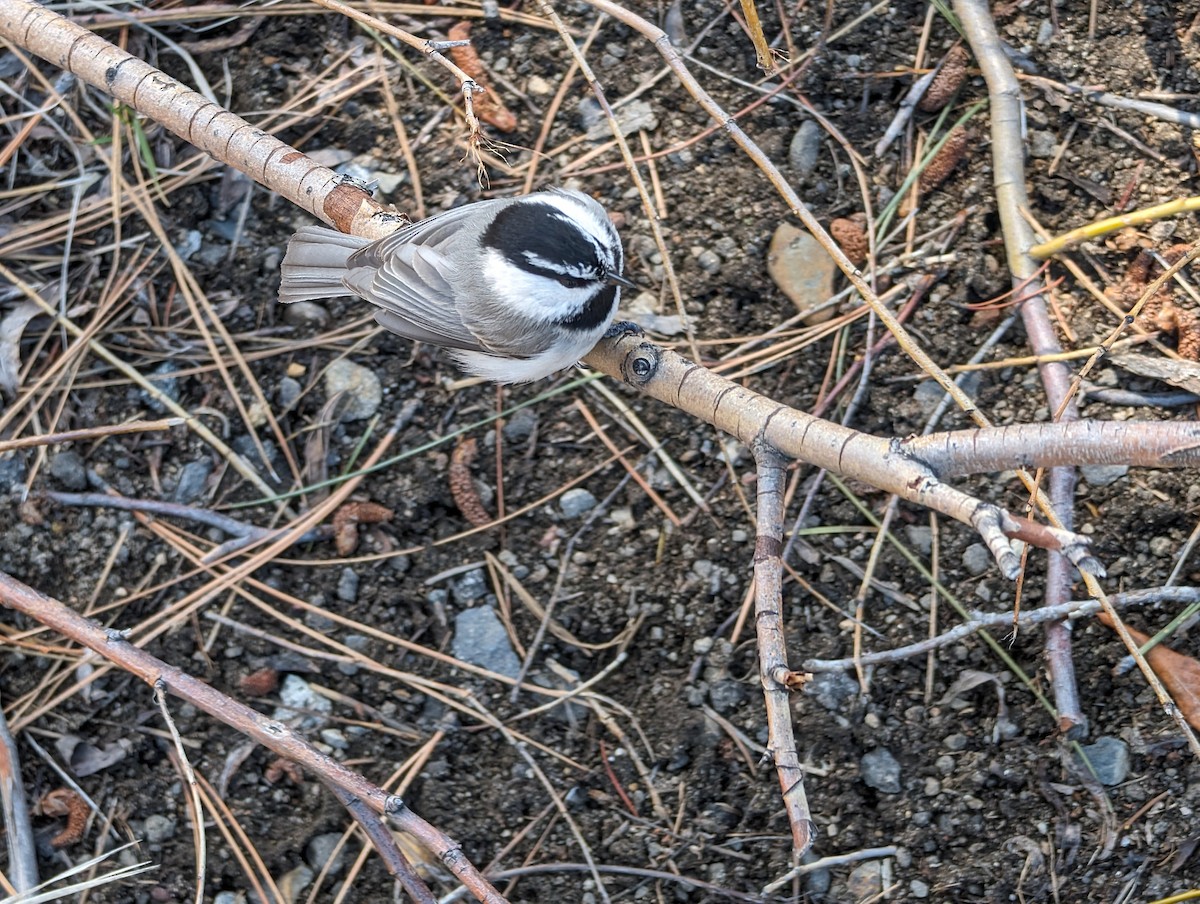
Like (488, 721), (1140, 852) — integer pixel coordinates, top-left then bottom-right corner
(919, 127), (969, 193)
(239, 666), (280, 696)
(332, 500), (394, 555)
(918, 46), (969, 113)
(1098, 613), (1200, 731)
(41, 788), (88, 848)
(0, 300), (42, 395)
(829, 215), (868, 265)
(447, 22), (517, 133)
(449, 437), (490, 527)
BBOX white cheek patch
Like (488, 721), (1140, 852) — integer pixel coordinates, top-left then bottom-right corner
(484, 249), (601, 320)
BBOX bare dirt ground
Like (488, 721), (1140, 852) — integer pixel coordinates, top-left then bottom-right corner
(3, 0), (1200, 901)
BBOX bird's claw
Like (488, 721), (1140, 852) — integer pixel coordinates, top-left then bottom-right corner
(605, 319), (644, 339)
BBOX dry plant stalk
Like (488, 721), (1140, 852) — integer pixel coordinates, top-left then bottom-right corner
(447, 22), (517, 132)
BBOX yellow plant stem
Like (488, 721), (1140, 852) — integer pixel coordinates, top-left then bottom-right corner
(1030, 196), (1200, 259)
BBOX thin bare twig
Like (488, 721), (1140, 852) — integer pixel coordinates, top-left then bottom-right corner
(0, 571), (509, 904)
(751, 441), (813, 854)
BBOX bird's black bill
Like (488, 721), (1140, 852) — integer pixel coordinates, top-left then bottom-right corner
(607, 272), (637, 289)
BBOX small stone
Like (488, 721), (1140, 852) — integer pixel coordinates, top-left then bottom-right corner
(1028, 130), (1057, 158)
(911, 878), (931, 898)
(1080, 464), (1128, 487)
(336, 567), (359, 603)
(306, 832), (347, 876)
(231, 435), (278, 473)
(585, 98), (657, 140)
(788, 119), (822, 177)
(527, 75), (552, 95)
(577, 97), (604, 132)
(943, 732), (969, 751)
(344, 634), (371, 653)
(140, 362), (181, 413)
(766, 222), (837, 324)
(800, 848), (832, 895)
(278, 377), (303, 411)
(274, 675), (332, 729)
(847, 860), (884, 898)
(452, 607), (522, 678)
(0, 453), (29, 492)
(372, 170), (404, 195)
(708, 679), (745, 713)
(1149, 536), (1174, 557)
(324, 359), (383, 422)
(143, 814), (176, 844)
(284, 301), (331, 329)
(695, 249), (722, 275)
(913, 379), (948, 414)
(173, 459), (212, 504)
(1076, 736), (1130, 786)
(451, 568), (489, 604)
(277, 864), (314, 904)
(860, 748), (902, 793)
(560, 488), (597, 518)
(906, 525), (934, 556)
(962, 543), (992, 576)
(502, 408), (539, 442)
(806, 670), (858, 712)
(48, 450), (87, 490)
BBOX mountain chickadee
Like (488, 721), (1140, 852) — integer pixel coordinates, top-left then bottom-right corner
(278, 188), (632, 383)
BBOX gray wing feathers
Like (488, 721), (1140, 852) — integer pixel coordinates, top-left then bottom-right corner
(280, 201), (511, 350)
(350, 243), (484, 351)
(348, 200), (508, 267)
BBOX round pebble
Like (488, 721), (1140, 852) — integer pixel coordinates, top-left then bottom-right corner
(324, 359), (382, 422)
(142, 814), (176, 844)
(560, 488), (597, 518)
(962, 544), (993, 576)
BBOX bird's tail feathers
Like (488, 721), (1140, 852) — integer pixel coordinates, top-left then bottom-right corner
(278, 226), (372, 304)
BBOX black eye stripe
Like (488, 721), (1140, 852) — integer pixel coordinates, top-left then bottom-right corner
(482, 201), (613, 277)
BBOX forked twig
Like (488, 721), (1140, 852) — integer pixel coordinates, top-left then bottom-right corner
(955, 0), (1200, 758)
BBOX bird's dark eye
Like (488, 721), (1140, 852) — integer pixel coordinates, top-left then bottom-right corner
(556, 274), (589, 289)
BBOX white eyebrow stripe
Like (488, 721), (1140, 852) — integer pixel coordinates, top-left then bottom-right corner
(520, 251), (595, 278)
